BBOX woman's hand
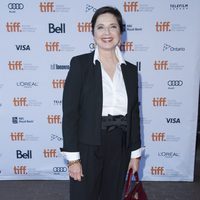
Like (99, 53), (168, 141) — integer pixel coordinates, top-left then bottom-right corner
(68, 161), (84, 181)
(128, 157), (140, 174)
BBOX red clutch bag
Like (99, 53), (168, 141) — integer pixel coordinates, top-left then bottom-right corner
(124, 169), (148, 200)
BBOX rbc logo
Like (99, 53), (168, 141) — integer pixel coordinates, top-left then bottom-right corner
(48, 23), (66, 33)
(12, 117), (18, 124)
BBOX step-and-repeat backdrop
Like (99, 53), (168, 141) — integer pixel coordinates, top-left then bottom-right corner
(0, 0), (199, 181)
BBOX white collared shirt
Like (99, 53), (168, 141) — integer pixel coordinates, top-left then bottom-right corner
(93, 46), (128, 116)
(62, 46), (142, 161)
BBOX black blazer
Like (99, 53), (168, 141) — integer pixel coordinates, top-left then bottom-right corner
(61, 51), (141, 152)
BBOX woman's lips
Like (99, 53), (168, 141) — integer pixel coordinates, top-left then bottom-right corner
(101, 37), (113, 42)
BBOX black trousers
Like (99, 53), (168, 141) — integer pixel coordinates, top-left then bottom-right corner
(70, 128), (131, 200)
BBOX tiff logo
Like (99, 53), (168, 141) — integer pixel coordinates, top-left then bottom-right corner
(77, 22), (92, 32)
(13, 166), (27, 174)
(52, 79), (65, 88)
(10, 132), (25, 141)
(13, 97), (28, 106)
(156, 22), (171, 32)
(152, 97), (167, 106)
(8, 61), (23, 70)
(43, 149), (57, 157)
(151, 166), (165, 175)
(124, 1), (139, 12)
(151, 132), (166, 141)
(39, 2), (55, 12)
(120, 42), (134, 51)
(45, 42), (60, 51)
(154, 60), (168, 70)
(47, 115), (61, 124)
(6, 22), (22, 32)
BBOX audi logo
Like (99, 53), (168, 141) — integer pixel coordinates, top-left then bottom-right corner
(8, 3), (24, 10)
(89, 43), (95, 50)
(53, 167), (67, 173)
(167, 80), (183, 86)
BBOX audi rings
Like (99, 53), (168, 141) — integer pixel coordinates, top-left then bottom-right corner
(8, 3), (24, 10)
(53, 167), (67, 173)
(167, 80), (183, 87)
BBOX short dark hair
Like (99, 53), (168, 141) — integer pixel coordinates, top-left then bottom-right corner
(91, 6), (123, 35)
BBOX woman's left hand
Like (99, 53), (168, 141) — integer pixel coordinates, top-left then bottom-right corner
(128, 157), (140, 174)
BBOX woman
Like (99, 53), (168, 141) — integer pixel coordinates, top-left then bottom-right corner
(61, 6), (142, 200)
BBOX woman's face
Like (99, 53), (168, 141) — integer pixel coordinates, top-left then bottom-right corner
(93, 13), (121, 52)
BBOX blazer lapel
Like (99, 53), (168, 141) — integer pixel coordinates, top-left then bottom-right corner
(94, 60), (103, 117)
(121, 63), (131, 113)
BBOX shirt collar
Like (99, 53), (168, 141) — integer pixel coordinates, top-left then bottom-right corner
(93, 46), (126, 66)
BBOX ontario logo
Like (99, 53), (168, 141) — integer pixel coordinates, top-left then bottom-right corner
(163, 44), (185, 52)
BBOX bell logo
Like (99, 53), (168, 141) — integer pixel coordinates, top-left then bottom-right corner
(6, 22), (22, 32)
(13, 166), (27, 174)
(156, 22), (171, 32)
(154, 60), (168, 70)
(47, 115), (61, 124)
(152, 97), (167, 106)
(45, 42), (60, 51)
(52, 79), (65, 88)
(8, 61), (23, 70)
(13, 97), (28, 106)
(49, 23), (66, 33)
(77, 22), (92, 32)
(124, 1), (139, 12)
(16, 150), (32, 159)
(136, 61), (141, 71)
(151, 166), (165, 175)
(43, 149), (57, 158)
(151, 132), (166, 141)
(39, 2), (55, 12)
(10, 132), (25, 141)
(120, 42), (134, 51)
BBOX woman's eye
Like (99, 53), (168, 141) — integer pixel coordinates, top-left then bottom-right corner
(97, 26), (103, 29)
(111, 25), (117, 29)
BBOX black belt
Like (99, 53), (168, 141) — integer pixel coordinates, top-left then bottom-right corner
(101, 114), (127, 132)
